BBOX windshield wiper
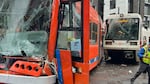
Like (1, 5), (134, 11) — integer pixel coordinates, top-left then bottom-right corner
(126, 34), (131, 43)
(127, 38), (130, 43)
(105, 33), (115, 42)
(21, 50), (27, 57)
(112, 38), (114, 43)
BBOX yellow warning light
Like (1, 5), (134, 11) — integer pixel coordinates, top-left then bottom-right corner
(118, 19), (128, 23)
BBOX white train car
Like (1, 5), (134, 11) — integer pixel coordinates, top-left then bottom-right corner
(103, 13), (150, 62)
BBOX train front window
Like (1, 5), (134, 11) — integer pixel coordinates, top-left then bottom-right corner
(0, 0), (53, 57)
(105, 18), (139, 40)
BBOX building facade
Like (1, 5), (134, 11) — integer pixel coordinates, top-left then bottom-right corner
(104, 0), (149, 23)
(103, 0), (128, 20)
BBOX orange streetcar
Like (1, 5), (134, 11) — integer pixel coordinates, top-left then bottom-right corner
(0, 0), (103, 84)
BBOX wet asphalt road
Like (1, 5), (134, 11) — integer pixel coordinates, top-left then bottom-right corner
(90, 61), (148, 84)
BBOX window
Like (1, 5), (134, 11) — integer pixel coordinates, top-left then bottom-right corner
(143, 16), (150, 28)
(128, 0), (133, 13)
(143, 36), (147, 45)
(90, 23), (98, 44)
(105, 18), (139, 40)
(110, 0), (116, 9)
(143, 36), (147, 41)
(0, 0), (52, 57)
(144, 6), (150, 15)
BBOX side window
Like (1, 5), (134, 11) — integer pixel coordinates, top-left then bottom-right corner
(90, 23), (98, 44)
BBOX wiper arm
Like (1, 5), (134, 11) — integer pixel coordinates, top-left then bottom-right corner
(105, 33), (115, 43)
(126, 34), (131, 43)
(112, 38), (114, 43)
(127, 38), (130, 43)
(21, 50), (27, 57)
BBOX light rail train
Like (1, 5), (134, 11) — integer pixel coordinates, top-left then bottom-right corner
(103, 13), (150, 62)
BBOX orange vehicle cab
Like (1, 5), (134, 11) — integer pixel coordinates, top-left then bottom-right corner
(48, 0), (103, 84)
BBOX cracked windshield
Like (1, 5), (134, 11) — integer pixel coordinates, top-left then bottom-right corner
(105, 18), (139, 40)
(0, 0), (52, 57)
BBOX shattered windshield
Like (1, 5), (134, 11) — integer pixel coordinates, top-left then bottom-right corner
(0, 0), (53, 56)
(105, 18), (139, 40)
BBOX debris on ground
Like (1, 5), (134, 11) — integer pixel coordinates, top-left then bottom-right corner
(121, 64), (127, 67)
